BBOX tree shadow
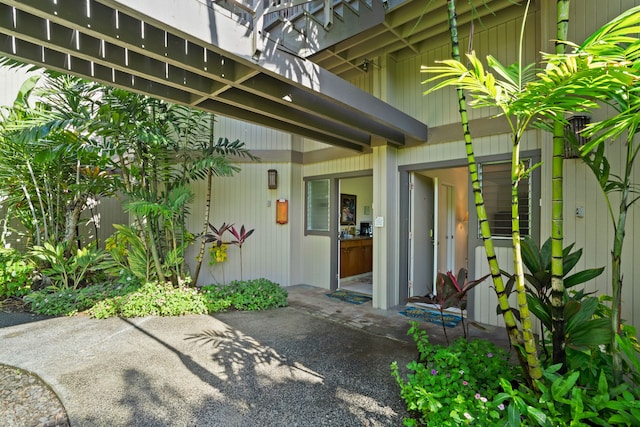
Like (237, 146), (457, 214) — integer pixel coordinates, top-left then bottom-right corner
(100, 311), (413, 425)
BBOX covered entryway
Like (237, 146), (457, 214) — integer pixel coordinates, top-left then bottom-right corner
(399, 164), (470, 305)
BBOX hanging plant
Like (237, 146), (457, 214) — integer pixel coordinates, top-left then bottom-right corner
(209, 244), (228, 266)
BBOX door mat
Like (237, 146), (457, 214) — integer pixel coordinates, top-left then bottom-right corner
(399, 306), (462, 328)
(325, 289), (372, 305)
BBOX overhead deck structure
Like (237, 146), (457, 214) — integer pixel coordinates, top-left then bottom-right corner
(0, 0), (429, 151)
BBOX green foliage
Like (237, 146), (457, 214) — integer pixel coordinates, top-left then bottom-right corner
(105, 224), (153, 282)
(89, 281), (209, 318)
(25, 281), (140, 316)
(499, 237), (609, 353)
(201, 278), (288, 311)
(391, 322), (518, 426)
(30, 242), (110, 290)
(24, 277), (286, 318)
(495, 364), (640, 426)
(0, 248), (34, 298)
(202, 222), (255, 281)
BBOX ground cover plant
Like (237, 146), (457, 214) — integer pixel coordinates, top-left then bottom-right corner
(0, 248), (34, 298)
(391, 322), (519, 426)
(201, 278), (288, 311)
(13, 277), (287, 318)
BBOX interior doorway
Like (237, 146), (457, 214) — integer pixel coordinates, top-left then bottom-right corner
(400, 166), (469, 303)
(337, 175), (374, 295)
(408, 173), (436, 298)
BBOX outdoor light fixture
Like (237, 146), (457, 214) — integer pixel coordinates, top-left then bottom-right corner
(268, 169), (278, 189)
(276, 199), (288, 224)
(360, 59), (370, 72)
(564, 115), (590, 158)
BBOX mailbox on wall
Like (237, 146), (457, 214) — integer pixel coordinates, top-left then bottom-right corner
(276, 199), (288, 224)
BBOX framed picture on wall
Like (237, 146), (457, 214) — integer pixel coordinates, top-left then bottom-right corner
(340, 193), (357, 225)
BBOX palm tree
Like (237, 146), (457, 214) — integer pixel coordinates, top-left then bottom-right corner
(426, 0), (541, 385)
(429, 2), (640, 386)
(551, 5), (640, 383)
(0, 73), (112, 251)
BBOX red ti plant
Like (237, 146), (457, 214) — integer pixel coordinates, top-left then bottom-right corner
(228, 225), (254, 281)
(201, 222), (255, 281)
(436, 268), (489, 343)
(202, 222), (233, 247)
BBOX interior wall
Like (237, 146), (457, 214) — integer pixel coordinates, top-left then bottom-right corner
(339, 176), (374, 233)
(421, 167), (469, 275)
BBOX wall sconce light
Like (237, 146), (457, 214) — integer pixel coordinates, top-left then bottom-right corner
(268, 169), (277, 189)
(359, 59), (370, 72)
(564, 115), (590, 158)
(276, 199), (288, 224)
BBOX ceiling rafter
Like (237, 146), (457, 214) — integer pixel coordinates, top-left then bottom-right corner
(0, 0), (430, 151)
(311, 0), (526, 80)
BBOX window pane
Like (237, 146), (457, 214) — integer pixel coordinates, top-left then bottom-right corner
(306, 179), (330, 232)
(479, 161), (530, 238)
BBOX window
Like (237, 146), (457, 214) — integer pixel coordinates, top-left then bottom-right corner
(479, 160), (531, 238)
(306, 179), (330, 233)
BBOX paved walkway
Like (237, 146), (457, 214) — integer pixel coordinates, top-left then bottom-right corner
(0, 285), (511, 426)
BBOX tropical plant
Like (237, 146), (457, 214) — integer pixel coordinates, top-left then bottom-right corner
(30, 242), (109, 290)
(425, 0), (542, 385)
(0, 74), (112, 252)
(391, 322), (518, 427)
(201, 278), (288, 311)
(495, 363), (640, 426)
(105, 224), (153, 283)
(228, 224), (255, 281)
(530, 4), (640, 384)
(201, 222), (233, 284)
(201, 222), (254, 282)
(124, 185), (194, 285)
(25, 280), (140, 316)
(0, 248), (34, 298)
(427, 269), (489, 342)
(424, 0), (638, 385)
(190, 136), (256, 285)
(511, 236), (607, 358)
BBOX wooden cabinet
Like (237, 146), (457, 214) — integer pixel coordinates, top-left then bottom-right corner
(340, 238), (373, 278)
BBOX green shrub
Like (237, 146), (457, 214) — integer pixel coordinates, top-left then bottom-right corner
(89, 281), (209, 318)
(496, 364), (640, 426)
(0, 248), (33, 298)
(30, 242), (110, 290)
(201, 278), (288, 311)
(391, 322), (519, 426)
(24, 277), (287, 318)
(25, 281), (140, 316)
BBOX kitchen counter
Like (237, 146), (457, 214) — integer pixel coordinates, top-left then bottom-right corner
(341, 235), (372, 240)
(340, 237), (373, 278)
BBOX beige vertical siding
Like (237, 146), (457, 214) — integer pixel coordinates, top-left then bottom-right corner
(185, 160), (294, 287)
(395, 8), (540, 128)
(0, 67), (39, 106)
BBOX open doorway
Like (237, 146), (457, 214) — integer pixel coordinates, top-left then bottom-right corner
(400, 166), (469, 303)
(338, 175), (374, 295)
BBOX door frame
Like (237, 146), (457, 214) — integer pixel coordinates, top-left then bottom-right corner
(408, 173), (437, 298)
(329, 170), (373, 291)
(399, 159), (470, 305)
